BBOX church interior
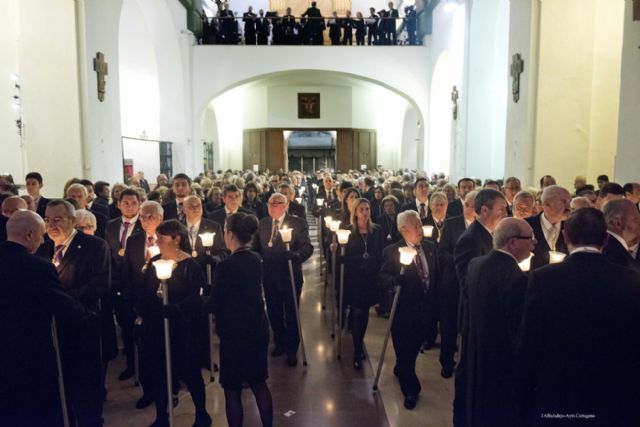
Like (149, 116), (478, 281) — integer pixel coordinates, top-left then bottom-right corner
(2, 0), (640, 426)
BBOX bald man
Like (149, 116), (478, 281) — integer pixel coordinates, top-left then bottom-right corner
(1, 211), (92, 427)
(458, 218), (534, 427)
(0, 195), (27, 242)
(602, 199), (640, 272)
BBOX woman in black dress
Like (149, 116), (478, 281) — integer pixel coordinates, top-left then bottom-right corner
(139, 220), (210, 427)
(206, 213), (272, 427)
(332, 198), (385, 369)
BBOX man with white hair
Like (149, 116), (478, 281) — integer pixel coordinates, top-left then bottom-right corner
(1, 210), (92, 427)
(38, 199), (111, 426)
(379, 210), (440, 410)
(602, 199), (640, 271)
(525, 185), (571, 269)
(66, 183), (108, 238)
(459, 217), (534, 427)
(1, 196), (28, 242)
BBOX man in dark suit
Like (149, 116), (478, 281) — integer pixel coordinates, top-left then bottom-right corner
(446, 177), (475, 218)
(137, 172), (151, 194)
(256, 9), (270, 45)
(105, 188), (143, 381)
(184, 195), (226, 257)
(1, 210), (94, 427)
(461, 218), (533, 427)
(40, 199), (112, 427)
(93, 181), (111, 209)
(436, 190), (477, 377)
(243, 6), (257, 45)
(525, 185), (571, 269)
(219, 2), (236, 44)
(81, 179), (110, 219)
(123, 201), (164, 409)
(386, 1), (399, 44)
(25, 171), (50, 218)
(515, 208), (640, 426)
(503, 176), (521, 217)
(400, 177), (431, 221)
(379, 210), (440, 410)
(362, 176), (376, 202)
(208, 184), (254, 228)
(163, 173), (192, 222)
(453, 188), (507, 427)
(255, 193), (314, 367)
(66, 183), (109, 239)
(278, 182), (306, 220)
(602, 198), (640, 271)
(301, 1), (324, 44)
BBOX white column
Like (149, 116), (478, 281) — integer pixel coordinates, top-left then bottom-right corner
(614, 0), (640, 183)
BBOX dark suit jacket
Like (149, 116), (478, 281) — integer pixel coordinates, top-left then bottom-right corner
(89, 207), (109, 240)
(374, 213), (401, 245)
(0, 241), (92, 427)
(400, 200), (431, 220)
(163, 200), (181, 222)
(602, 233), (639, 272)
(255, 214), (314, 291)
(438, 215), (468, 305)
(515, 252), (640, 426)
(207, 206), (255, 228)
(123, 231), (151, 310)
(106, 217), (143, 294)
(109, 201), (120, 219)
(422, 214), (445, 245)
(288, 200), (306, 220)
(0, 215), (6, 242)
(243, 12), (257, 34)
(90, 201), (109, 219)
(525, 213), (567, 270)
(378, 239), (440, 325)
(35, 196), (50, 218)
(446, 198), (464, 218)
(465, 250), (527, 427)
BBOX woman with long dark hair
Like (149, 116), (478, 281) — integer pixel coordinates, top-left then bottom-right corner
(206, 212), (273, 427)
(138, 220), (210, 427)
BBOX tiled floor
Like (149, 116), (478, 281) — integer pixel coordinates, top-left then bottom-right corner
(103, 215), (455, 426)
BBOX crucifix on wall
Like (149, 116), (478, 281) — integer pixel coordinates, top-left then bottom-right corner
(451, 85), (459, 120)
(510, 53), (524, 103)
(93, 52), (108, 102)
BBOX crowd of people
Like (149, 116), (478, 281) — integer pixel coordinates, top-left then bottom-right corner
(201, 1), (419, 46)
(1, 166), (640, 427)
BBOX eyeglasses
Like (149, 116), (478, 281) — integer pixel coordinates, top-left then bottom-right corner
(268, 201), (286, 207)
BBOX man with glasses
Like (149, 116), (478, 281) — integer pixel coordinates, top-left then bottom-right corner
(208, 184), (254, 228)
(255, 193), (313, 367)
(503, 177), (522, 217)
(459, 217), (534, 427)
(39, 199), (111, 427)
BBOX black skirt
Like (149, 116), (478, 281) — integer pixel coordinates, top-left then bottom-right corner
(219, 337), (269, 390)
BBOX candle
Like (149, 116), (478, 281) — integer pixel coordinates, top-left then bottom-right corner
(398, 246), (417, 265)
(422, 225), (434, 238)
(329, 219), (341, 233)
(324, 215), (333, 227)
(153, 259), (175, 280)
(549, 251), (566, 264)
(316, 198), (325, 207)
(518, 252), (534, 272)
(199, 232), (215, 248)
(296, 197), (303, 205)
(336, 229), (351, 245)
(279, 225), (293, 243)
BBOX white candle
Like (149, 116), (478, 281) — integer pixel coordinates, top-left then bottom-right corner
(422, 225), (434, 238)
(336, 229), (351, 245)
(296, 197), (303, 205)
(329, 219), (341, 233)
(153, 259), (175, 280)
(324, 215), (333, 227)
(398, 246), (417, 266)
(549, 251), (566, 264)
(148, 245), (160, 258)
(316, 198), (325, 207)
(279, 225), (293, 243)
(199, 232), (215, 248)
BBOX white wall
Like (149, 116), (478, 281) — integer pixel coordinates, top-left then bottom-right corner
(122, 138), (161, 181)
(0, 0), (23, 181)
(615, 0), (640, 184)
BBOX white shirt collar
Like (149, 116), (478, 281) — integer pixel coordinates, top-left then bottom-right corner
(541, 212), (559, 228)
(273, 213), (286, 224)
(187, 219), (201, 231)
(56, 229), (78, 259)
(464, 217), (474, 228)
(570, 246), (602, 255)
(415, 198), (429, 210)
(121, 214), (139, 225)
(607, 230), (629, 251)
(225, 207), (238, 215)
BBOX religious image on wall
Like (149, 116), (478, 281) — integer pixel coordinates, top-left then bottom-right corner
(298, 93), (320, 119)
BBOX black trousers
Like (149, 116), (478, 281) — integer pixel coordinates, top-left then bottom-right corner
(245, 32), (256, 45)
(264, 280), (301, 354)
(113, 294), (135, 369)
(391, 310), (427, 397)
(438, 281), (460, 371)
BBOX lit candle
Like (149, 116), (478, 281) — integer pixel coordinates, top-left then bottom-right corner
(398, 246), (417, 266)
(324, 215), (333, 227)
(422, 225), (434, 238)
(518, 252), (534, 272)
(153, 259), (175, 280)
(296, 197), (303, 204)
(300, 186), (306, 194)
(336, 229), (351, 245)
(549, 251), (566, 264)
(199, 232), (215, 248)
(316, 198), (325, 207)
(279, 225), (293, 243)
(329, 219), (341, 233)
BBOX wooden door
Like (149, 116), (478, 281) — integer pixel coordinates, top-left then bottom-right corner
(242, 130), (267, 171)
(353, 130), (377, 170)
(335, 130), (353, 172)
(267, 130), (286, 172)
